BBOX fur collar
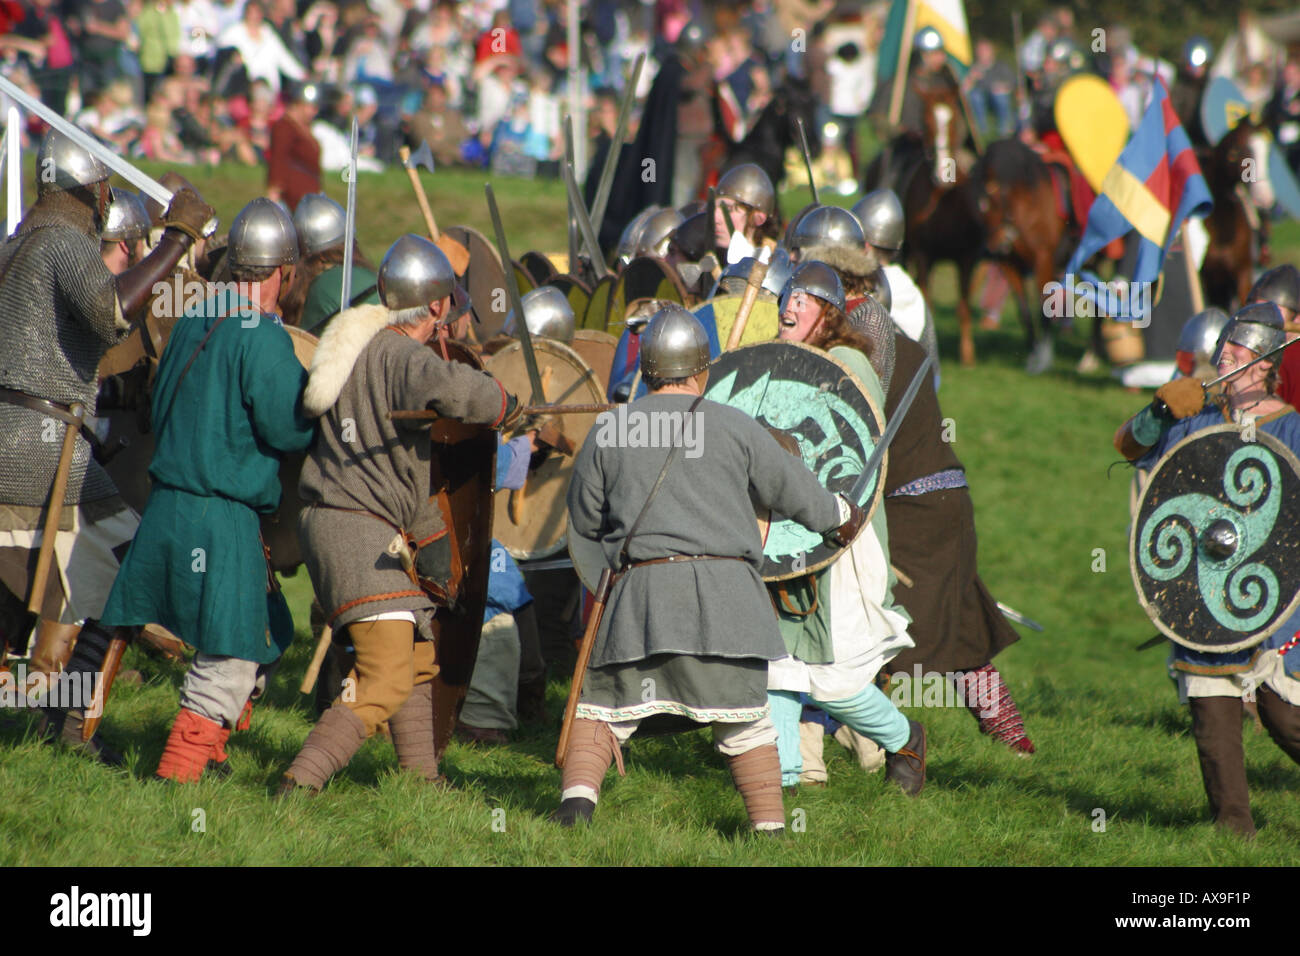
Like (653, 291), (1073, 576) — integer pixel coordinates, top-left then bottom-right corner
(800, 242), (882, 279)
(302, 302), (393, 417)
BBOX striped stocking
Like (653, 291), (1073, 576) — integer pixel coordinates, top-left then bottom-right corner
(954, 663), (1034, 754)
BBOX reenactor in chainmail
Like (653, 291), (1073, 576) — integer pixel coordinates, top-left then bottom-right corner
(787, 204), (899, 393)
(852, 188), (942, 383)
(0, 130), (215, 761)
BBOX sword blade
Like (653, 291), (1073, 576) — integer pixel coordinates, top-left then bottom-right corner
(1202, 335), (1300, 390)
(589, 52), (645, 240)
(849, 351), (935, 503)
(563, 118), (610, 279)
(0, 74), (216, 235)
(485, 184), (546, 406)
(797, 116), (819, 205)
(997, 601), (1044, 632)
(340, 116), (358, 308)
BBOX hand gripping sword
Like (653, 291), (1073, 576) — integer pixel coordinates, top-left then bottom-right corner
(0, 73), (217, 237)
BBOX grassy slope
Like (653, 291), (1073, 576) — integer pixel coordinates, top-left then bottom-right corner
(1, 166), (1298, 866)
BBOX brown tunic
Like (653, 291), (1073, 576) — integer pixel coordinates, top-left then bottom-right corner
(882, 335), (1018, 674)
(267, 113), (321, 212)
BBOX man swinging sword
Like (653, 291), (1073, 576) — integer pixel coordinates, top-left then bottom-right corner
(555, 305), (866, 832)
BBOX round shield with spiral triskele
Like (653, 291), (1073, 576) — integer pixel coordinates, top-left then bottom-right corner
(1130, 423), (1300, 653)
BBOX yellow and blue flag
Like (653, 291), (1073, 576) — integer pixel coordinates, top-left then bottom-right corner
(1065, 78), (1211, 320)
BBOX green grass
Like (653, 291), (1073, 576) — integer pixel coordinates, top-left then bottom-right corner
(2, 168), (1299, 866)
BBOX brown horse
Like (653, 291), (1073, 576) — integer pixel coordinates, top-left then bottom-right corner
(1199, 120), (1264, 309)
(970, 137), (1067, 373)
(864, 81), (985, 365)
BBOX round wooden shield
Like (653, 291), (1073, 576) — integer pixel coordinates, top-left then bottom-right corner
(607, 257), (689, 338)
(571, 329), (618, 393)
(1129, 424), (1300, 653)
(444, 225), (510, 341)
(486, 339), (605, 559)
(512, 260), (536, 297)
(704, 341), (886, 582)
(695, 294), (780, 349)
(521, 250), (559, 285)
(261, 325), (318, 572)
(584, 273), (616, 331)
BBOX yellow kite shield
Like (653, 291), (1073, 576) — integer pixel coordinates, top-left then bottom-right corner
(1055, 73), (1131, 194)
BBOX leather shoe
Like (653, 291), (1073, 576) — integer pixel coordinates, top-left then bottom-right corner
(885, 719), (926, 796)
(551, 797), (595, 827)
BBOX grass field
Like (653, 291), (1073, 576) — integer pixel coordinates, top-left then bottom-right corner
(1, 163), (1298, 866)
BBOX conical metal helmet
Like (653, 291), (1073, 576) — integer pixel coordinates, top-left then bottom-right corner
(616, 206), (663, 263)
(639, 303), (710, 379)
(716, 163), (777, 217)
(1246, 265), (1300, 316)
(851, 188), (904, 253)
(509, 285), (575, 343)
(788, 205), (865, 255)
(227, 197), (299, 269)
(293, 193), (346, 257)
(636, 207), (685, 258)
(36, 129), (110, 194)
(1219, 302), (1286, 360)
(714, 246), (794, 299)
(1177, 307), (1230, 361)
(378, 234), (455, 311)
(101, 189), (151, 243)
(780, 260), (846, 315)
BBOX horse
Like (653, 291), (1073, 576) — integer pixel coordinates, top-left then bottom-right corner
(1199, 119), (1267, 309)
(969, 137), (1067, 372)
(864, 80), (985, 365)
(715, 76), (822, 194)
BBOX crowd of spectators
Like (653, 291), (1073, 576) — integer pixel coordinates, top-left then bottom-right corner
(3, 1), (1300, 193)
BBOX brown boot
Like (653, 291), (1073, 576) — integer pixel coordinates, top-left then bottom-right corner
(726, 744), (785, 831)
(1189, 697), (1256, 837)
(24, 620), (80, 692)
(388, 681), (443, 782)
(1256, 685), (1300, 766)
(279, 703), (367, 794)
(885, 720), (927, 796)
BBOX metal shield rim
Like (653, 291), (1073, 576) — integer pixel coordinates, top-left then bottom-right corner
(1129, 422), (1300, 653)
(707, 339), (887, 582)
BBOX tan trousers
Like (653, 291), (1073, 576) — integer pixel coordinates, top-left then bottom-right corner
(798, 720), (887, 784)
(341, 619), (438, 737)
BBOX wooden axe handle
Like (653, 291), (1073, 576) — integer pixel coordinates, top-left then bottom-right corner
(28, 406), (83, 614)
(300, 624), (334, 695)
(557, 568), (614, 768)
(398, 145), (441, 240)
(725, 239), (778, 352)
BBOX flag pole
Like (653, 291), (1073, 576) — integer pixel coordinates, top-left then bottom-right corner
(888, 0), (918, 129)
(1180, 221), (1205, 313)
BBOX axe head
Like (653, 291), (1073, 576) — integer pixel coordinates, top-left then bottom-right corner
(405, 140), (436, 173)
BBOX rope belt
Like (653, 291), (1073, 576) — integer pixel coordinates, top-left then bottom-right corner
(887, 467), (967, 498)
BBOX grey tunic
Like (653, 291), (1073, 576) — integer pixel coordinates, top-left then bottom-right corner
(299, 328), (509, 629)
(0, 216), (125, 513)
(568, 393), (842, 671)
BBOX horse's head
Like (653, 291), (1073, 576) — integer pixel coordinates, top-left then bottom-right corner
(918, 83), (966, 186)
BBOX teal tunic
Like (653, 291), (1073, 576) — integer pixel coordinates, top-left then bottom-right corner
(101, 290), (316, 662)
(773, 345), (905, 663)
(300, 264), (380, 334)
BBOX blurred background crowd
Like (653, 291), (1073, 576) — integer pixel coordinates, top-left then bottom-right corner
(2, 1), (1300, 197)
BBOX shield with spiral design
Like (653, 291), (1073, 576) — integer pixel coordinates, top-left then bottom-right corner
(1130, 424), (1300, 653)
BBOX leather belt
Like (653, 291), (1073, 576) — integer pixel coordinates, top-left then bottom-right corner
(625, 554), (747, 569)
(0, 386), (83, 427)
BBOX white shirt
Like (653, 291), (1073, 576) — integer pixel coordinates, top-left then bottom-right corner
(218, 20), (306, 93)
(883, 263), (927, 343)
